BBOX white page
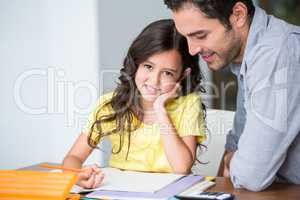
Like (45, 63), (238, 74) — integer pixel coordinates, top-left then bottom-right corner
(71, 167), (184, 193)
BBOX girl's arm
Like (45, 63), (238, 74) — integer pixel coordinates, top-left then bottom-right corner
(63, 133), (93, 168)
(156, 107), (197, 174)
(154, 83), (197, 174)
(63, 133), (104, 188)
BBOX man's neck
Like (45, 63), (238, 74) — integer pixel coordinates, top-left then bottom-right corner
(233, 20), (251, 64)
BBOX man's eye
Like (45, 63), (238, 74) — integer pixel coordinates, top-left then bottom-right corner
(195, 34), (206, 40)
(144, 64), (152, 70)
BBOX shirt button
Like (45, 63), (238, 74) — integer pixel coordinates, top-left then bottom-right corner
(240, 75), (244, 81)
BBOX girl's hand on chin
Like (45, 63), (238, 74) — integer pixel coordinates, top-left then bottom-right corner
(153, 83), (181, 111)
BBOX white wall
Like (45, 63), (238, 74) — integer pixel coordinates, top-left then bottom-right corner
(0, 0), (101, 169)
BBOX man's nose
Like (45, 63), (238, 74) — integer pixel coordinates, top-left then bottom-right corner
(187, 40), (202, 56)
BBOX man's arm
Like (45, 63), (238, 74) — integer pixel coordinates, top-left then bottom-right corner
(229, 35), (300, 191)
(223, 64), (247, 176)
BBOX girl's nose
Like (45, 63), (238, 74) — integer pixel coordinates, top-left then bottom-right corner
(149, 72), (160, 87)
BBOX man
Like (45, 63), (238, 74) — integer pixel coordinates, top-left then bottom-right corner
(164, 0), (300, 191)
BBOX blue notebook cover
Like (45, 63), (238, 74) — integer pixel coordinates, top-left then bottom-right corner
(86, 175), (203, 200)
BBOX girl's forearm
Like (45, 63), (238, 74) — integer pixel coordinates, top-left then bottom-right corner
(62, 155), (83, 169)
(156, 108), (194, 174)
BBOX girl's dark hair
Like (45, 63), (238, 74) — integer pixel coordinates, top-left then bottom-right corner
(164, 0), (255, 29)
(88, 19), (205, 158)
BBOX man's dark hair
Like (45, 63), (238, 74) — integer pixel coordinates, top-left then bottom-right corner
(164, 0), (255, 29)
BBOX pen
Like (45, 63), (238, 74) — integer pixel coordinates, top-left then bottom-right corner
(39, 164), (84, 173)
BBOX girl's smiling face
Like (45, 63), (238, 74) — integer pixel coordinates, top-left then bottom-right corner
(135, 49), (183, 103)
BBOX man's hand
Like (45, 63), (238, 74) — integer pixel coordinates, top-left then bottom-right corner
(223, 150), (235, 177)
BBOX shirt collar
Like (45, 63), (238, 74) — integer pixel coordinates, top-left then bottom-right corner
(232, 6), (269, 77)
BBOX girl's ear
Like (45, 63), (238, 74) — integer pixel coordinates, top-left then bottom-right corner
(179, 67), (191, 82)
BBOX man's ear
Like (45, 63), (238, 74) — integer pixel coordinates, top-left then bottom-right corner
(179, 67), (191, 82)
(230, 2), (249, 28)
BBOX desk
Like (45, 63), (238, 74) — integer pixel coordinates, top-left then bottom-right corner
(20, 162), (300, 200)
(207, 177), (300, 200)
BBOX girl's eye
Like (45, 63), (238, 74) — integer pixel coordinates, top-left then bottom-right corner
(163, 71), (174, 77)
(144, 64), (152, 70)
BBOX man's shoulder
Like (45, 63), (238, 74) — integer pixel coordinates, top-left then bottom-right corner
(243, 18), (300, 90)
(247, 14), (300, 59)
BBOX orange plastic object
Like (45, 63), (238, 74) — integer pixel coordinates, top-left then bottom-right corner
(66, 193), (80, 200)
(0, 170), (77, 200)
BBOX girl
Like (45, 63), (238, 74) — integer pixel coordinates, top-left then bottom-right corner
(63, 19), (206, 189)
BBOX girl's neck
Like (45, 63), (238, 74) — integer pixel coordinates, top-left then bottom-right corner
(141, 99), (154, 111)
(140, 99), (157, 125)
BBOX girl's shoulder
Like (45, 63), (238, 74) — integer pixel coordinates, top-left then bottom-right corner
(167, 92), (202, 109)
(96, 91), (114, 105)
(100, 91), (115, 102)
(165, 92), (203, 121)
(180, 92), (202, 103)
(93, 91), (115, 114)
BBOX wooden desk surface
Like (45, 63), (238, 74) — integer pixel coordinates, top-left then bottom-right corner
(207, 177), (300, 200)
(19, 163), (300, 200)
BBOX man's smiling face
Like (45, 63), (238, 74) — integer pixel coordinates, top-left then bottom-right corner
(172, 4), (243, 71)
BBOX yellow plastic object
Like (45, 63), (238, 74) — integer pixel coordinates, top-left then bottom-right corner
(0, 170), (77, 200)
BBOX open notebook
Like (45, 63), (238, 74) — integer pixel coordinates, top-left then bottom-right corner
(71, 167), (185, 193)
(85, 175), (204, 200)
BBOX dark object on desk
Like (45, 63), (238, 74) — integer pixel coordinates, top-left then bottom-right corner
(176, 191), (235, 200)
